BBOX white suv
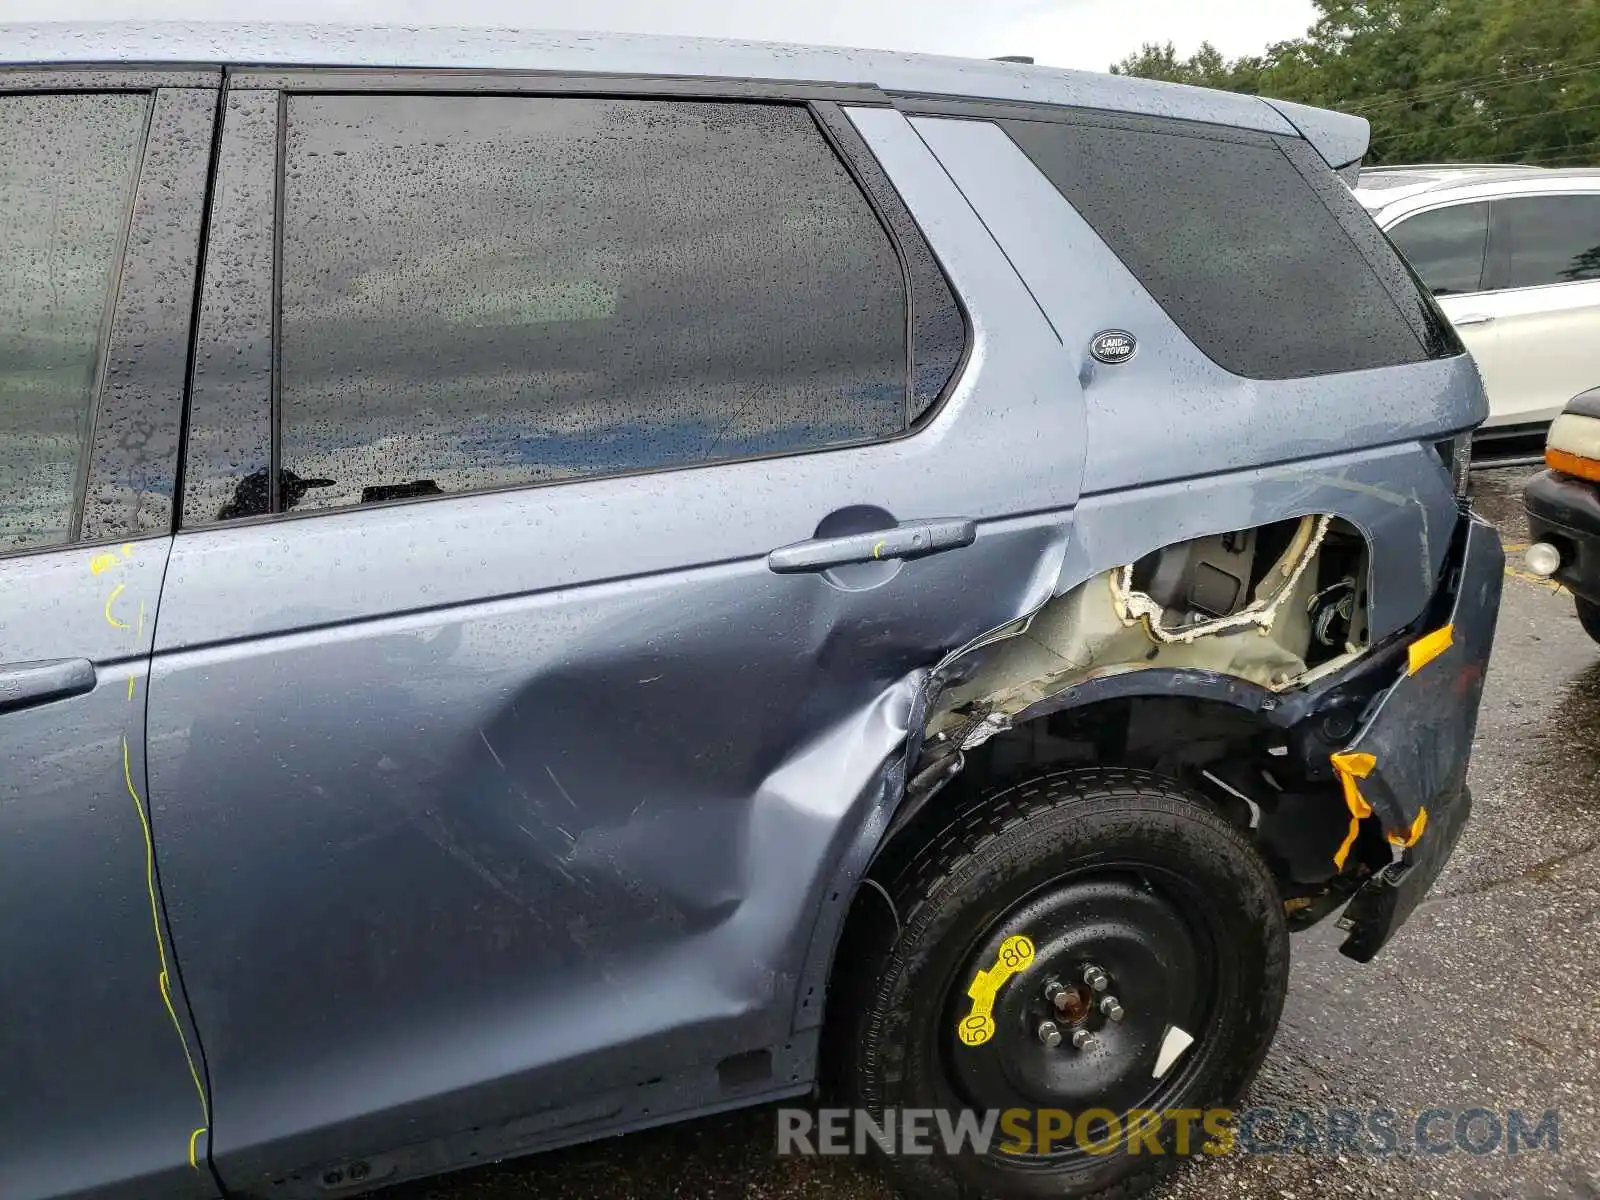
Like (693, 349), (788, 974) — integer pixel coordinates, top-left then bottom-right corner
(1357, 165), (1600, 443)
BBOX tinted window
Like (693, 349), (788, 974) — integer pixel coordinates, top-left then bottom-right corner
(183, 90), (278, 527)
(811, 105), (966, 420)
(1387, 203), (1490, 295)
(277, 95), (906, 513)
(0, 93), (146, 553)
(1003, 119), (1431, 379)
(1499, 195), (1600, 288)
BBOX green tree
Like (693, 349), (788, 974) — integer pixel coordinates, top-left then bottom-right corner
(1110, 0), (1600, 167)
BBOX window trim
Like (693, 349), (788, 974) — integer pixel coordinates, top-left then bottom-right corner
(230, 66), (892, 106)
(180, 77), (965, 531)
(0, 65), (220, 90)
(1381, 199), (1493, 299)
(0, 79), (218, 563)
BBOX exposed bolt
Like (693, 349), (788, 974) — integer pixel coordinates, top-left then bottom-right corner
(1082, 964), (1109, 992)
(1037, 1020), (1063, 1048)
(1071, 1028), (1094, 1049)
(1043, 978), (1067, 1007)
(1100, 995), (1126, 1021)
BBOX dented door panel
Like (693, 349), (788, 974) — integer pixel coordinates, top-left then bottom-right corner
(147, 106), (1087, 1185)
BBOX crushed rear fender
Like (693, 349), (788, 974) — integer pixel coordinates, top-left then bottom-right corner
(1333, 515), (1503, 961)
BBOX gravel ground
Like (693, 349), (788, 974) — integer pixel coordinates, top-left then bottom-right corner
(381, 466), (1600, 1200)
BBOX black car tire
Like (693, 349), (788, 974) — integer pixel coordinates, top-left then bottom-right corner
(842, 767), (1288, 1200)
(1575, 597), (1600, 645)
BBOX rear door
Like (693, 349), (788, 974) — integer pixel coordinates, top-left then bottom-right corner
(1481, 192), (1600, 425)
(146, 75), (1084, 1189)
(1383, 200), (1504, 404)
(0, 74), (217, 1200)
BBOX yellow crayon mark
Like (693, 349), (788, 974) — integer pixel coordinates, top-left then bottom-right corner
(136, 599), (146, 641)
(957, 934), (1035, 1047)
(104, 582), (129, 629)
(128, 675), (136, 701)
(122, 543), (134, 557)
(89, 552), (120, 575)
(872, 541), (887, 560)
(123, 735), (210, 1162)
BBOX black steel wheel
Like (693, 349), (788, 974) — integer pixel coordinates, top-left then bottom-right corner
(843, 768), (1289, 1200)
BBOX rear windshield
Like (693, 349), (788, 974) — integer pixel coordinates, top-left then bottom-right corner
(1003, 116), (1462, 380)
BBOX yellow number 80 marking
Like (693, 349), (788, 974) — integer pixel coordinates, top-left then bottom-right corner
(957, 934), (1035, 1047)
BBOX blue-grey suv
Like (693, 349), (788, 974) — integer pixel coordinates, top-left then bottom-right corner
(0, 22), (1502, 1200)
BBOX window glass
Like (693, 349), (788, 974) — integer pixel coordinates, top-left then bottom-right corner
(811, 106), (966, 421)
(0, 92), (146, 553)
(277, 95), (907, 513)
(1003, 119), (1431, 379)
(1500, 195), (1600, 288)
(1387, 203), (1490, 296)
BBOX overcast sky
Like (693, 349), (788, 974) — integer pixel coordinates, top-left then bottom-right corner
(0, 0), (1318, 72)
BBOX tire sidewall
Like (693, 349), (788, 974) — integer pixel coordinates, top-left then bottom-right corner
(854, 773), (1289, 1200)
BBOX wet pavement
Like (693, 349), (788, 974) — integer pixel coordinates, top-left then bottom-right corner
(382, 466), (1600, 1200)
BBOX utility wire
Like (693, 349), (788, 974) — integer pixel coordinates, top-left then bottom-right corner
(1369, 100), (1600, 145)
(1350, 56), (1600, 114)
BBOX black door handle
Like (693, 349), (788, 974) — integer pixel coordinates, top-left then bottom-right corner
(767, 518), (976, 574)
(0, 659), (97, 714)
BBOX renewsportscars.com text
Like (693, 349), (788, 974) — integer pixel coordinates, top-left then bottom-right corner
(776, 1107), (1560, 1158)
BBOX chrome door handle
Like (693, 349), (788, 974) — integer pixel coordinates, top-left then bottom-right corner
(767, 518), (976, 574)
(1455, 313), (1495, 326)
(0, 658), (97, 714)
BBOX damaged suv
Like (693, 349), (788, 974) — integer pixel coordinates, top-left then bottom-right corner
(0, 22), (1501, 1200)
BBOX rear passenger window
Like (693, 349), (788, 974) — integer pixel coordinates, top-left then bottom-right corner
(1498, 195), (1600, 288)
(0, 93), (146, 553)
(276, 95), (910, 513)
(1387, 203), (1490, 296)
(1003, 119), (1437, 379)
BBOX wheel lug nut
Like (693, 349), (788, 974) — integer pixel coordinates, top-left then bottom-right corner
(1037, 1020), (1063, 1048)
(1100, 995), (1125, 1021)
(1082, 964), (1109, 992)
(1071, 1028), (1094, 1049)
(1043, 978), (1066, 1006)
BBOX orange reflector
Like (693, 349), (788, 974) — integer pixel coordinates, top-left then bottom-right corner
(1407, 624), (1454, 675)
(1546, 447), (1600, 484)
(1388, 806), (1428, 849)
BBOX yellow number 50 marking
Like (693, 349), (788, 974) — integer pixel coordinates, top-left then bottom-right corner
(957, 934), (1035, 1047)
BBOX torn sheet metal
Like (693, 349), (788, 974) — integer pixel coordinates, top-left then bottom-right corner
(1113, 515), (1332, 644)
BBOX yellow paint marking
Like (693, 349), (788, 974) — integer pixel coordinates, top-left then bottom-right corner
(1406, 624), (1454, 675)
(128, 675), (136, 701)
(872, 540), (887, 560)
(123, 735), (210, 1162)
(1388, 806), (1429, 849)
(89, 552), (120, 575)
(136, 599), (146, 640)
(103, 582), (129, 629)
(1330, 751), (1375, 870)
(1502, 542), (1530, 553)
(122, 543), (134, 557)
(957, 934), (1035, 1047)
(1505, 564), (1566, 592)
